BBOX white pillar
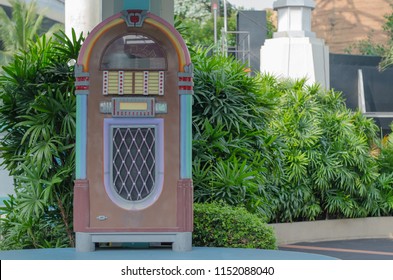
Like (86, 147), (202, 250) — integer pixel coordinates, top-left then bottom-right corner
(0, 134), (14, 203)
(65, 0), (102, 38)
(151, 0), (174, 25)
(260, 0), (329, 88)
(102, 0), (122, 21)
(102, 0), (174, 25)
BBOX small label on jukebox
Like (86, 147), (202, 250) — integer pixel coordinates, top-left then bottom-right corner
(112, 97), (155, 117)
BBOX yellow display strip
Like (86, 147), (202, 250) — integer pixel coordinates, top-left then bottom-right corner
(134, 72), (144, 95)
(119, 102), (148, 111)
(103, 71), (164, 95)
(108, 72), (119, 80)
(123, 72), (133, 94)
(107, 86), (119, 95)
(147, 72), (160, 95)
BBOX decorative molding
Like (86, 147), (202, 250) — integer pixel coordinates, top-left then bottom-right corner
(273, 0), (316, 38)
(177, 179), (193, 231)
(274, 0), (315, 9)
(103, 71), (109, 95)
(73, 179), (90, 231)
(121, 10), (148, 27)
(177, 178), (193, 188)
(158, 71), (165, 95)
(178, 64), (194, 95)
(143, 71), (149, 95)
(118, 71), (124, 95)
(75, 64), (90, 95)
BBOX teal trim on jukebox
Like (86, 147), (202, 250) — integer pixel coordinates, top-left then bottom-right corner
(76, 95), (87, 179)
(124, 0), (149, 10)
(180, 95), (192, 179)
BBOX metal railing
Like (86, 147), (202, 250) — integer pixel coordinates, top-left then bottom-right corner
(221, 30), (251, 70)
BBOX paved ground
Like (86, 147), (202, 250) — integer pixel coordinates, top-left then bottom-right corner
(0, 247), (336, 260)
(2, 239), (392, 260)
(279, 238), (393, 260)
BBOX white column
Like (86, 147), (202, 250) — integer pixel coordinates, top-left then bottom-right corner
(260, 0), (329, 88)
(102, 0), (122, 21)
(65, 0), (102, 38)
(151, 0), (174, 25)
(0, 134), (14, 201)
(102, 0), (174, 24)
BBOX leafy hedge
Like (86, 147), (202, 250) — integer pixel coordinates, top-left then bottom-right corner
(0, 31), (83, 249)
(2, 26), (393, 250)
(191, 47), (281, 219)
(193, 202), (277, 249)
(270, 80), (392, 222)
(190, 47), (393, 223)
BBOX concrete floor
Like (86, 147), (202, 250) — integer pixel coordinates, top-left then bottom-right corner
(0, 246), (336, 260)
(3, 239), (392, 260)
(279, 238), (393, 260)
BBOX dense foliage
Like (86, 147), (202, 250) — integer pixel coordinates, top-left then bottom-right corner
(193, 202), (276, 249)
(191, 47), (281, 219)
(0, 30), (83, 249)
(174, 0), (273, 47)
(270, 80), (393, 222)
(190, 47), (393, 223)
(2, 6), (393, 249)
(0, 0), (62, 65)
(174, 0), (237, 47)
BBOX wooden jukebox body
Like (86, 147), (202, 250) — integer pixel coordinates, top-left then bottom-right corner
(73, 10), (193, 252)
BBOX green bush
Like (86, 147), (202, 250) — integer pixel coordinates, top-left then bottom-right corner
(269, 79), (393, 222)
(0, 30), (83, 249)
(378, 123), (393, 175)
(190, 51), (393, 223)
(191, 47), (281, 218)
(193, 202), (277, 249)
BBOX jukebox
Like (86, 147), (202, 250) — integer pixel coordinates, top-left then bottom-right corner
(73, 10), (193, 252)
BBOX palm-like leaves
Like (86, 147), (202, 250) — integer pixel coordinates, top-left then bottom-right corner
(191, 48), (281, 219)
(190, 48), (393, 222)
(269, 79), (392, 222)
(0, 30), (83, 249)
(192, 47), (270, 133)
(0, 0), (62, 65)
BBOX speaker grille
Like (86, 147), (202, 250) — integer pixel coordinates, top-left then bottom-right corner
(112, 126), (156, 201)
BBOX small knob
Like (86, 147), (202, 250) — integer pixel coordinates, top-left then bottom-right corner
(96, 215), (108, 221)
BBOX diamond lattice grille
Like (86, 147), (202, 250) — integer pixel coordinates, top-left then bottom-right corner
(112, 127), (156, 201)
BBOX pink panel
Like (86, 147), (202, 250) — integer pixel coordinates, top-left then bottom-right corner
(177, 179), (194, 231)
(73, 180), (90, 231)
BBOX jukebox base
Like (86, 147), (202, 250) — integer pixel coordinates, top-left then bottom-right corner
(75, 232), (192, 252)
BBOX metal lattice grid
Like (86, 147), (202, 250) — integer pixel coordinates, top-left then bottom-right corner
(111, 126), (156, 201)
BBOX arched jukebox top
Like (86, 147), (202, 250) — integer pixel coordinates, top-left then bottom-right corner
(77, 10), (192, 70)
(73, 10), (193, 252)
(75, 9), (193, 180)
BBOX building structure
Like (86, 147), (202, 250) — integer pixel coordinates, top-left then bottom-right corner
(232, 0), (392, 55)
(312, 0), (391, 54)
(260, 0), (330, 88)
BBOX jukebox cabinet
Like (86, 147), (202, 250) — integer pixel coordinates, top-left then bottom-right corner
(73, 10), (193, 252)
